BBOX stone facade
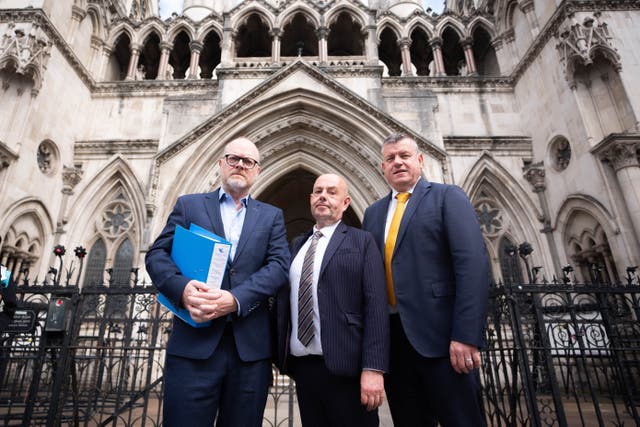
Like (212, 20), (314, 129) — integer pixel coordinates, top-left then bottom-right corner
(0, 0), (639, 286)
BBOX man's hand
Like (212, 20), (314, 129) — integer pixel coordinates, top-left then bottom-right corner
(449, 340), (481, 374)
(209, 290), (238, 317)
(181, 280), (219, 322)
(360, 370), (385, 411)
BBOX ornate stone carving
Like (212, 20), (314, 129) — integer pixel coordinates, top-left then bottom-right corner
(99, 196), (133, 239)
(523, 161), (546, 192)
(62, 165), (83, 195)
(597, 138), (640, 172)
(0, 22), (53, 95)
(474, 198), (506, 237)
(556, 12), (621, 86)
(37, 140), (58, 174)
(0, 141), (18, 170)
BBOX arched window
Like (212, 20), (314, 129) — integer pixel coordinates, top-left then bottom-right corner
(327, 12), (364, 56)
(83, 238), (106, 287)
(378, 27), (401, 76)
(441, 27), (465, 76)
(410, 28), (434, 76)
(139, 32), (161, 79)
(499, 236), (524, 285)
(281, 13), (318, 57)
(108, 33), (131, 80)
(472, 26), (499, 76)
(200, 30), (221, 78)
(236, 14), (271, 57)
(112, 238), (134, 287)
(169, 31), (191, 79)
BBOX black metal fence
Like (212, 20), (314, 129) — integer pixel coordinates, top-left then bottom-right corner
(1, 248), (639, 427)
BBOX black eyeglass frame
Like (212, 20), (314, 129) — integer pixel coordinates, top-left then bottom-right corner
(223, 154), (260, 169)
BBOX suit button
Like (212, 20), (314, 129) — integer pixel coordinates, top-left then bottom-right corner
(228, 268), (235, 276)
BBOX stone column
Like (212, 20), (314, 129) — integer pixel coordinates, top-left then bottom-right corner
(68, 5), (86, 44)
(188, 41), (203, 79)
(519, 0), (540, 37)
(99, 45), (113, 81)
(598, 138), (640, 243)
(365, 17), (378, 65)
(157, 41), (172, 80)
(88, 35), (103, 76)
(317, 27), (328, 65)
(503, 29), (518, 71)
(399, 37), (413, 76)
(220, 13), (234, 67)
(55, 166), (83, 240)
(270, 28), (281, 64)
(429, 37), (446, 76)
(523, 162), (563, 278)
(461, 37), (477, 75)
(125, 43), (142, 80)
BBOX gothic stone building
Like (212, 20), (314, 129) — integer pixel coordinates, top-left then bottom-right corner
(0, 0), (639, 288)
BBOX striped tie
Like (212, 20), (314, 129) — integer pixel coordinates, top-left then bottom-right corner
(297, 231), (323, 347)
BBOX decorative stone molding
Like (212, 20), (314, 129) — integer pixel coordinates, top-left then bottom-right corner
(444, 136), (533, 157)
(0, 140), (19, 170)
(556, 12), (620, 87)
(523, 161), (546, 192)
(62, 165), (83, 195)
(0, 21), (53, 95)
(591, 134), (640, 172)
(74, 139), (159, 159)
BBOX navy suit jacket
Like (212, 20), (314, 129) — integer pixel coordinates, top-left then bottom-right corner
(362, 178), (489, 357)
(275, 222), (389, 378)
(145, 189), (290, 361)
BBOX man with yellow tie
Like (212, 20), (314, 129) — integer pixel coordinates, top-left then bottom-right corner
(362, 133), (490, 427)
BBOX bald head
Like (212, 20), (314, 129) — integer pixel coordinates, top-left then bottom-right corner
(310, 174), (351, 228)
(219, 137), (261, 199)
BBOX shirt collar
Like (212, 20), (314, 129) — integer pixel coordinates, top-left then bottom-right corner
(391, 178), (420, 199)
(219, 188), (249, 207)
(313, 220), (341, 241)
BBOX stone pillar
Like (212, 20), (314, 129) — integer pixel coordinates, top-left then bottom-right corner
(598, 139), (640, 244)
(55, 166), (83, 239)
(523, 162), (563, 278)
(365, 18), (378, 65)
(88, 35), (103, 76)
(188, 41), (203, 79)
(399, 37), (413, 77)
(503, 29), (518, 71)
(430, 37), (445, 76)
(220, 13), (234, 67)
(270, 28), (281, 63)
(99, 45), (113, 81)
(125, 44), (141, 80)
(68, 5), (86, 44)
(519, 0), (540, 37)
(157, 41), (172, 80)
(461, 37), (477, 75)
(317, 27), (328, 64)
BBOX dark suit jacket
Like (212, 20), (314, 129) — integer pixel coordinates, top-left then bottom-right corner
(145, 189), (290, 361)
(362, 178), (489, 357)
(276, 222), (389, 378)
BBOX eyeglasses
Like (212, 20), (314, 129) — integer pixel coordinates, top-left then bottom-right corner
(223, 154), (259, 169)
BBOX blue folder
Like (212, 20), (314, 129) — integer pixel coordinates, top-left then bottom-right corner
(157, 224), (232, 328)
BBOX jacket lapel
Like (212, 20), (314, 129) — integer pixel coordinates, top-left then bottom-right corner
(373, 195), (392, 249)
(319, 222), (347, 277)
(232, 196), (258, 262)
(394, 178), (431, 255)
(204, 189), (226, 238)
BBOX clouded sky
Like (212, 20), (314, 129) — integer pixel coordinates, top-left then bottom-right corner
(158, 0), (444, 19)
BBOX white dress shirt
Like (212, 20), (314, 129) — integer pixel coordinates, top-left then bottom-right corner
(289, 220), (341, 356)
(219, 189), (247, 261)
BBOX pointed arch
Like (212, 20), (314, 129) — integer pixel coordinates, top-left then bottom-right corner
(86, 4), (107, 39)
(462, 153), (549, 271)
(279, 5), (320, 29)
(406, 18), (435, 40)
(468, 16), (497, 39)
(166, 22), (197, 44)
(66, 155), (146, 250)
(376, 18), (403, 41)
(231, 7), (275, 30)
(136, 21), (165, 45)
(105, 23), (136, 47)
(195, 21), (224, 42)
(434, 17), (465, 39)
(325, 5), (367, 29)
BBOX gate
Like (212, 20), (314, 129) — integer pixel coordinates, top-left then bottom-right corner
(0, 250), (295, 427)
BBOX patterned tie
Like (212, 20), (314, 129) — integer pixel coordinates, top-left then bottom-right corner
(298, 231), (323, 346)
(384, 192), (410, 306)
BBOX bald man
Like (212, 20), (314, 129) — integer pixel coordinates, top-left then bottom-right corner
(146, 137), (290, 427)
(275, 174), (389, 427)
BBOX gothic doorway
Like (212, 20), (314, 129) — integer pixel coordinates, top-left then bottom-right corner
(258, 169), (361, 242)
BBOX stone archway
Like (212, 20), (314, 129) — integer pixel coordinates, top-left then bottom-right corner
(258, 169), (361, 242)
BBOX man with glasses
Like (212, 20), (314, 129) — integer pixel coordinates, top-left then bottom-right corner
(146, 137), (290, 427)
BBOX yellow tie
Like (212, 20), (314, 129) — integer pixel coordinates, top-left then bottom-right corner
(384, 192), (410, 306)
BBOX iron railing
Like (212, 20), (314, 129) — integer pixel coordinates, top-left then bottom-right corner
(1, 245), (639, 426)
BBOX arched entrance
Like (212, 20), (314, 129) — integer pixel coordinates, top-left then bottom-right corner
(259, 169), (361, 242)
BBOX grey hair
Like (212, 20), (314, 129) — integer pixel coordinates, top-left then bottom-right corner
(381, 133), (419, 152)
